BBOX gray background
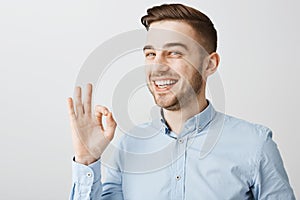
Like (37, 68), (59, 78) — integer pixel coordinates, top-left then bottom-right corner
(0, 0), (299, 199)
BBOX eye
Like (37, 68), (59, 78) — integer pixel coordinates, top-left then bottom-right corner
(168, 51), (182, 57)
(144, 50), (156, 59)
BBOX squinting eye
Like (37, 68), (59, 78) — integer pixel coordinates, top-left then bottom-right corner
(145, 52), (156, 58)
(169, 51), (182, 56)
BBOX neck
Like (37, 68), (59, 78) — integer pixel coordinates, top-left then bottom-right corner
(162, 94), (208, 135)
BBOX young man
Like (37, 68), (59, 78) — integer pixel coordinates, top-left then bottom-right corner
(67, 4), (295, 199)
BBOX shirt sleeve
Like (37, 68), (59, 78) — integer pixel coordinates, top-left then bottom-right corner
(251, 131), (296, 200)
(69, 157), (124, 200)
(70, 158), (103, 200)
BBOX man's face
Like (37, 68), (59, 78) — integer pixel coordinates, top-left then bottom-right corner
(144, 20), (208, 111)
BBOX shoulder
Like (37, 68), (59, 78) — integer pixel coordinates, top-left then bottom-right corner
(221, 113), (273, 142)
(212, 112), (274, 161)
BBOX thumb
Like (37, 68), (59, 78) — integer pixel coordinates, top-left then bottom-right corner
(104, 112), (117, 141)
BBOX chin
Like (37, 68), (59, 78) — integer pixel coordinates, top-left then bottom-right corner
(163, 104), (181, 111)
(155, 98), (180, 111)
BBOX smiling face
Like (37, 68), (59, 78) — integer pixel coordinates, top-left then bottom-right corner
(144, 20), (208, 111)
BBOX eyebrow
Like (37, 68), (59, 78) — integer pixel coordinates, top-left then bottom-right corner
(143, 42), (189, 51)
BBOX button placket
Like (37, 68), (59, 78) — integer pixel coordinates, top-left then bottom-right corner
(173, 136), (186, 199)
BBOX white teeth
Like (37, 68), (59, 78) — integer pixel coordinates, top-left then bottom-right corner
(154, 80), (177, 87)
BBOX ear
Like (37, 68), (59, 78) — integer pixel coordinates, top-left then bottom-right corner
(204, 52), (220, 78)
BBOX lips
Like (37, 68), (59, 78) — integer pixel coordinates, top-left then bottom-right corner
(152, 79), (178, 91)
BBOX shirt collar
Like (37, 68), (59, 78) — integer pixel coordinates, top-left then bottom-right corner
(160, 100), (216, 138)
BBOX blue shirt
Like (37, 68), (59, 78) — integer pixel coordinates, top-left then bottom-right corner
(70, 102), (295, 200)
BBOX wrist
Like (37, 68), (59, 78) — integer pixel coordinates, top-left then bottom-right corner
(74, 155), (99, 165)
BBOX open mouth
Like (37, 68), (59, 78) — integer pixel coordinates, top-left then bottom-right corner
(153, 79), (178, 90)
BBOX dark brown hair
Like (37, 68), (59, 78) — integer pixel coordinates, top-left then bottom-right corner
(141, 3), (217, 53)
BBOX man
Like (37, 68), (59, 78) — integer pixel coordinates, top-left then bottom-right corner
(67, 3), (295, 199)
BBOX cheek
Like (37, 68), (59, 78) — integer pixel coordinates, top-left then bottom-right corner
(144, 64), (152, 75)
(167, 60), (187, 74)
(170, 60), (197, 78)
(144, 58), (153, 65)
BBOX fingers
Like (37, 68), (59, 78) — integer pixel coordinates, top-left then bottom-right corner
(95, 110), (104, 131)
(74, 83), (93, 116)
(94, 105), (116, 136)
(94, 105), (108, 131)
(67, 97), (76, 120)
(95, 105), (109, 116)
(74, 86), (84, 116)
(106, 112), (117, 130)
(83, 83), (93, 115)
(105, 112), (117, 141)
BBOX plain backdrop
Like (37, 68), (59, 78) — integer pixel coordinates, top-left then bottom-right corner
(0, 0), (299, 199)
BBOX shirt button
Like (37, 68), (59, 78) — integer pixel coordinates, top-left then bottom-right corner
(178, 138), (184, 144)
(176, 175), (181, 181)
(87, 172), (92, 177)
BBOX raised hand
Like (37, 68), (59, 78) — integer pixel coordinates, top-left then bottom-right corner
(67, 83), (117, 165)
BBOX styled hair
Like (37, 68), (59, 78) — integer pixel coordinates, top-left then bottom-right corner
(141, 3), (217, 53)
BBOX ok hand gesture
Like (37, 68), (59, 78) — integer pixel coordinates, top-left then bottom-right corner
(67, 83), (117, 165)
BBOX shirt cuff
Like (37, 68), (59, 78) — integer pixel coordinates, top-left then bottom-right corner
(72, 157), (101, 186)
